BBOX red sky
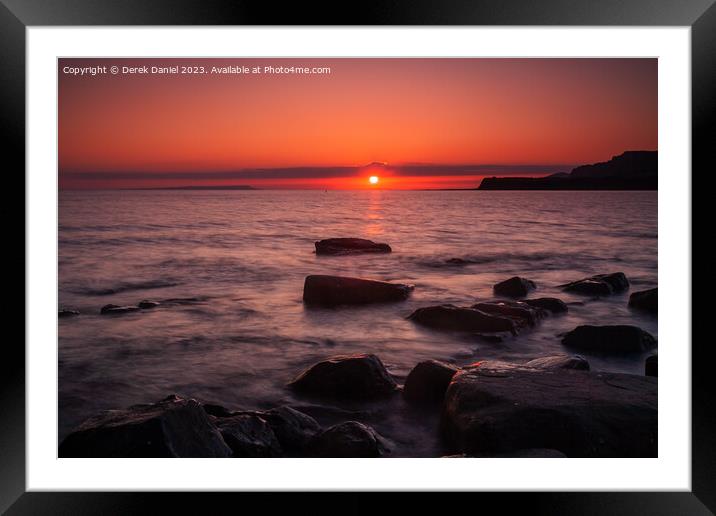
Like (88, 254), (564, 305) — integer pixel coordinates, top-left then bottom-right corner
(58, 58), (657, 189)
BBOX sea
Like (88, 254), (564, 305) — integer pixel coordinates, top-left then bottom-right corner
(58, 189), (658, 456)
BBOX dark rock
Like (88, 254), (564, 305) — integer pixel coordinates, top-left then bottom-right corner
(308, 421), (390, 457)
(100, 304), (141, 315)
(442, 362), (657, 457)
(315, 238), (391, 255)
(202, 403), (234, 418)
(561, 272), (629, 296)
(475, 334), (505, 343)
(215, 414), (282, 457)
(59, 309), (80, 318)
(262, 406), (321, 451)
(524, 354), (590, 371)
(58, 395), (231, 457)
(493, 276), (536, 298)
(403, 360), (460, 404)
(562, 325), (656, 354)
(138, 300), (160, 309)
(629, 288), (658, 315)
(645, 354), (658, 377)
(523, 297), (569, 313)
(472, 300), (545, 328)
(303, 275), (413, 306)
(408, 305), (516, 334)
(445, 258), (471, 265)
(289, 353), (398, 400)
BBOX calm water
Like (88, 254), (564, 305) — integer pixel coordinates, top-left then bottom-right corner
(58, 190), (657, 455)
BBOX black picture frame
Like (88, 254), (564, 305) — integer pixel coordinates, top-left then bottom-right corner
(3, 0), (711, 513)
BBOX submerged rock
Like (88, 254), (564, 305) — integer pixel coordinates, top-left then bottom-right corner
(472, 300), (546, 328)
(308, 421), (390, 457)
(493, 276), (536, 298)
(59, 309), (80, 318)
(288, 353), (399, 400)
(138, 300), (160, 309)
(303, 275), (413, 306)
(645, 354), (658, 377)
(215, 414), (282, 457)
(261, 406), (321, 452)
(58, 395), (231, 458)
(408, 305), (516, 334)
(442, 362), (657, 457)
(629, 288), (658, 315)
(561, 272), (629, 296)
(524, 354), (590, 371)
(100, 304), (141, 315)
(315, 238), (391, 255)
(562, 325), (656, 354)
(403, 360), (460, 404)
(523, 297), (569, 314)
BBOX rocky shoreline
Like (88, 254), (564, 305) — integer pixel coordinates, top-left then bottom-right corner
(59, 237), (658, 458)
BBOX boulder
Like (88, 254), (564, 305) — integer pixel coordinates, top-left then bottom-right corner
(562, 325), (656, 354)
(403, 360), (460, 404)
(561, 272), (629, 296)
(629, 288), (658, 315)
(202, 403), (234, 418)
(100, 304), (141, 315)
(308, 421), (390, 457)
(493, 276), (536, 298)
(523, 297), (569, 314)
(645, 354), (658, 377)
(315, 238), (391, 255)
(303, 275), (413, 306)
(58, 395), (231, 457)
(408, 305), (516, 334)
(59, 309), (80, 318)
(215, 414), (282, 457)
(472, 300), (546, 327)
(138, 300), (160, 309)
(524, 354), (590, 371)
(288, 353), (399, 400)
(442, 362), (657, 457)
(261, 406), (321, 451)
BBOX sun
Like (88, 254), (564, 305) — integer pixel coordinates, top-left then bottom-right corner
(368, 175), (380, 185)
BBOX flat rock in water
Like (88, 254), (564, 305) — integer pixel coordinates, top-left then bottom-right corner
(562, 325), (656, 354)
(561, 272), (629, 296)
(523, 297), (569, 314)
(315, 238), (391, 255)
(58, 395), (231, 457)
(408, 305), (516, 334)
(493, 276), (536, 298)
(472, 300), (546, 328)
(59, 309), (80, 318)
(524, 354), (590, 371)
(403, 360), (460, 404)
(100, 304), (141, 315)
(138, 300), (160, 309)
(629, 288), (658, 315)
(645, 354), (658, 377)
(289, 353), (399, 400)
(442, 362), (657, 457)
(215, 414), (282, 457)
(303, 275), (413, 306)
(308, 421), (390, 457)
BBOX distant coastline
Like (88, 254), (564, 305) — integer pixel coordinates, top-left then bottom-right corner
(477, 151), (657, 191)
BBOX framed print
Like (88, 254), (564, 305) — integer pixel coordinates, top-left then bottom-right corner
(4, 0), (712, 513)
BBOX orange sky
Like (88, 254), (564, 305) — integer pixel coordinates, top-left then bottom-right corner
(58, 58), (657, 189)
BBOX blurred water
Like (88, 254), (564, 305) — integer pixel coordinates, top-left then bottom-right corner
(58, 189), (657, 455)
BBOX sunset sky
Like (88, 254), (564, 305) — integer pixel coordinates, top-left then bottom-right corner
(58, 58), (657, 189)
